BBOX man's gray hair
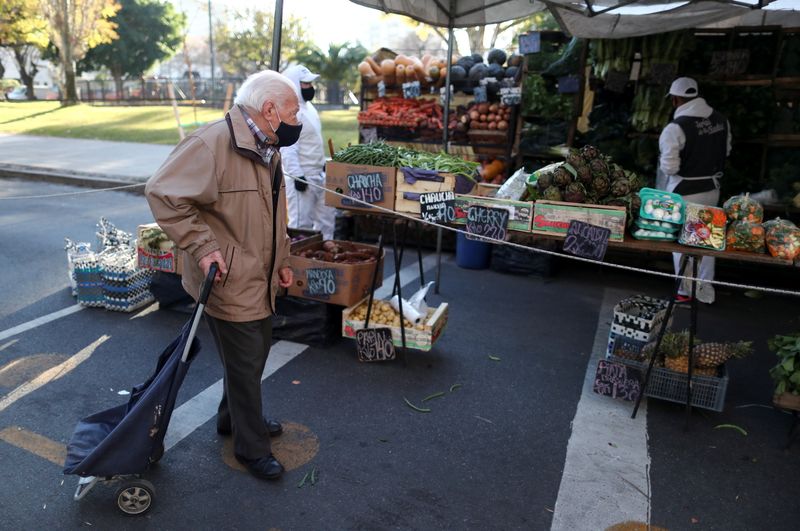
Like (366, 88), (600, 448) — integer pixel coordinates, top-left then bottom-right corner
(234, 70), (296, 111)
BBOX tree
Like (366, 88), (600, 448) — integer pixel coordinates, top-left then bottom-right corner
(214, 9), (311, 77)
(294, 42), (367, 105)
(0, 0), (49, 99)
(78, 0), (184, 97)
(40, 0), (120, 104)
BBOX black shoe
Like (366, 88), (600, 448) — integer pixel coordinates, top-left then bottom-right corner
(217, 418), (283, 437)
(235, 453), (284, 480)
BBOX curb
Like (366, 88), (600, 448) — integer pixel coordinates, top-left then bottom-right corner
(0, 164), (147, 194)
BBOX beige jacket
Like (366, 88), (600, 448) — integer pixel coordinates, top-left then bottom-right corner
(145, 106), (291, 322)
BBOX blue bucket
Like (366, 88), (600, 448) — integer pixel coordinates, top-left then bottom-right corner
(456, 232), (492, 269)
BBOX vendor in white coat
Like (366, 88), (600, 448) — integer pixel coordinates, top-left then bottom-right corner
(280, 64), (336, 240)
(658, 77), (732, 305)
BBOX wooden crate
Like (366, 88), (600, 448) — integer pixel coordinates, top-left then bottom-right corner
(342, 297), (449, 352)
(324, 162), (396, 212)
(531, 200), (627, 242)
(394, 170), (457, 215)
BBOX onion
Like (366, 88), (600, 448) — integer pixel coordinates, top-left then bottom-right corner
(489, 103), (499, 113)
(469, 110), (480, 121)
(487, 113), (496, 122)
(479, 114), (487, 121)
(488, 122), (498, 130)
(497, 120), (508, 131)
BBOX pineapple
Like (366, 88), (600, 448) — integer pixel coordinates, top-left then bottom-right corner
(695, 341), (753, 368)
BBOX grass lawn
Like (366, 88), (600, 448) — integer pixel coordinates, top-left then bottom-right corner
(0, 101), (358, 148)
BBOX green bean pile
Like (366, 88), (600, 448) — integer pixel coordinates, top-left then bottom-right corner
(332, 142), (478, 181)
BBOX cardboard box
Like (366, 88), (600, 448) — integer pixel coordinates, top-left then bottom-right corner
(324, 162), (396, 212)
(342, 297), (449, 352)
(288, 228), (322, 253)
(288, 240), (384, 306)
(136, 223), (182, 275)
(452, 195), (534, 232)
(394, 170), (457, 215)
(531, 201), (627, 242)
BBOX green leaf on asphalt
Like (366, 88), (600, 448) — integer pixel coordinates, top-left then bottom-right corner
(404, 397), (431, 413)
(743, 290), (763, 299)
(310, 467), (318, 486)
(422, 391), (446, 402)
(714, 424), (748, 436)
(297, 472), (310, 488)
(449, 383), (462, 392)
(488, 355), (501, 361)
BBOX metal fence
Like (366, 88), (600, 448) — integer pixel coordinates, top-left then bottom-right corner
(73, 77), (355, 107)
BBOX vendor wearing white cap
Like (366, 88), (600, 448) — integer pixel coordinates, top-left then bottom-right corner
(658, 76), (732, 305)
(280, 64), (336, 240)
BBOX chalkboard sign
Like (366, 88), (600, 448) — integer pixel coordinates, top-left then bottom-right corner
(500, 87), (521, 106)
(710, 49), (750, 77)
(473, 85), (487, 103)
(605, 70), (629, 93)
(439, 85), (454, 107)
(356, 328), (396, 362)
(465, 205), (509, 242)
(519, 32), (541, 54)
(419, 191), (456, 223)
(402, 81), (421, 99)
(649, 62), (677, 86)
(563, 220), (610, 261)
(347, 172), (384, 204)
(305, 268), (337, 297)
(593, 360), (642, 401)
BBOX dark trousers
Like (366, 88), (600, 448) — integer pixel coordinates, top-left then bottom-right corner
(206, 315), (273, 459)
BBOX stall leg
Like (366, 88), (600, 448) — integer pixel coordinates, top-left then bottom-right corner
(392, 221), (409, 365)
(632, 255), (690, 419)
(392, 220), (411, 298)
(362, 220), (387, 332)
(434, 227), (443, 294)
(417, 221), (425, 287)
(685, 257), (699, 431)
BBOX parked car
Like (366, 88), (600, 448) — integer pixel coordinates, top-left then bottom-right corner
(6, 85), (61, 101)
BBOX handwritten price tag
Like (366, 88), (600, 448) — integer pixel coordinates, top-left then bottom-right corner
(465, 205), (509, 242)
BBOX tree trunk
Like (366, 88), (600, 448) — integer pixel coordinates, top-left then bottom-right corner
(61, 0), (78, 105)
(12, 47), (36, 100)
(466, 27), (486, 56)
(326, 81), (341, 105)
(112, 64), (124, 100)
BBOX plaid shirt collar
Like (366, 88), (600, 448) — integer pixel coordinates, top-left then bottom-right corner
(238, 105), (276, 163)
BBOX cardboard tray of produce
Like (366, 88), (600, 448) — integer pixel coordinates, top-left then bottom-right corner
(324, 162), (396, 212)
(394, 170), (457, 216)
(531, 200), (627, 242)
(341, 297), (448, 352)
(288, 240), (384, 307)
(288, 228), (322, 252)
(452, 195), (534, 232)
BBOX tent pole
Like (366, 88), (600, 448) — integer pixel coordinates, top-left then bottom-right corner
(435, 22), (455, 296)
(271, 0), (284, 71)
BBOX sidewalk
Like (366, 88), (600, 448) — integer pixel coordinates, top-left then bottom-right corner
(0, 133), (175, 186)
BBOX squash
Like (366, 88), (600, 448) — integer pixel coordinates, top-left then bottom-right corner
(365, 56), (382, 76)
(483, 159), (505, 181)
(380, 59), (396, 77)
(395, 64), (406, 84)
(358, 61), (374, 78)
(394, 54), (414, 66)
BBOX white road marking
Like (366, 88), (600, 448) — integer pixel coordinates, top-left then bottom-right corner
(0, 305), (84, 343)
(0, 335), (109, 413)
(163, 340), (309, 451)
(0, 339), (19, 351)
(551, 288), (651, 530)
(129, 302), (159, 320)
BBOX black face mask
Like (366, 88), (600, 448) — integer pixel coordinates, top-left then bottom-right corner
(301, 86), (315, 102)
(269, 108), (302, 148)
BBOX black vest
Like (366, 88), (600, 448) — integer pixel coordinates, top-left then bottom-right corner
(669, 110), (728, 196)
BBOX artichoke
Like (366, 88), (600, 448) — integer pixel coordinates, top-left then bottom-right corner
(591, 175), (611, 197)
(611, 178), (631, 197)
(611, 164), (626, 183)
(543, 185), (563, 202)
(553, 166), (574, 188)
(575, 162), (593, 186)
(589, 158), (610, 180)
(580, 144), (601, 161)
(565, 149), (583, 168)
(631, 193), (642, 213)
(564, 182), (587, 203)
(537, 171), (554, 190)
(627, 171), (645, 193)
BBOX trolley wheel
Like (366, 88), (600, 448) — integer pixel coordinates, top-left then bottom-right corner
(149, 443), (165, 464)
(115, 479), (155, 516)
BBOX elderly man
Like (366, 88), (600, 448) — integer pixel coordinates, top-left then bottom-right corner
(658, 77), (731, 305)
(280, 64), (336, 240)
(145, 70), (301, 480)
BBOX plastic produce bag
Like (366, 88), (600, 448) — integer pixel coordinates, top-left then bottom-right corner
(725, 220), (766, 253)
(496, 167), (531, 200)
(765, 219), (800, 260)
(723, 193), (764, 223)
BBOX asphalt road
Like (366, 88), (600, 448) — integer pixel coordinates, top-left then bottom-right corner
(1, 177), (799, 530)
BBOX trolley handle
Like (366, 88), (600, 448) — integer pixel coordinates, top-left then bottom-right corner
(199, 263), (219, 305)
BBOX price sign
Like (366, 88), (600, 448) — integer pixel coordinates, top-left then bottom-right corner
(593, 360), (642, 402)
(419, 191), (456, 224)
(377, 80), (386, 98)
(500, 87), (521, 106)
(305, 268), (337, 297)
(439, 85), (454, 107)
(402, 81), (421, 99)
(465, 205), (509, 242)
(479, 77), (498, 86)
(346, 172), (384, 205)
(710, 49), (750, 77)
(562, 220), (610, 261)
(473, 85), (487, 103)
(356, 328), (396, 362)
(648, 63), (677, 86)
(519, 32), (541, 54)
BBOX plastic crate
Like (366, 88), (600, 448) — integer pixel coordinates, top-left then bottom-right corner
(612, 295), (670, 341)
(610, 355), (728, 412)
(606, 333), (649, 361)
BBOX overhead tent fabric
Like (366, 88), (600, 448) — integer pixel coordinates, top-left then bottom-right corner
(348, 0), (548, 28)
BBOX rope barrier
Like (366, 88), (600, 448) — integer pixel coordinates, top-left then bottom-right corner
(0, 182), (145, 200)
(292, 175), (800, 298)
